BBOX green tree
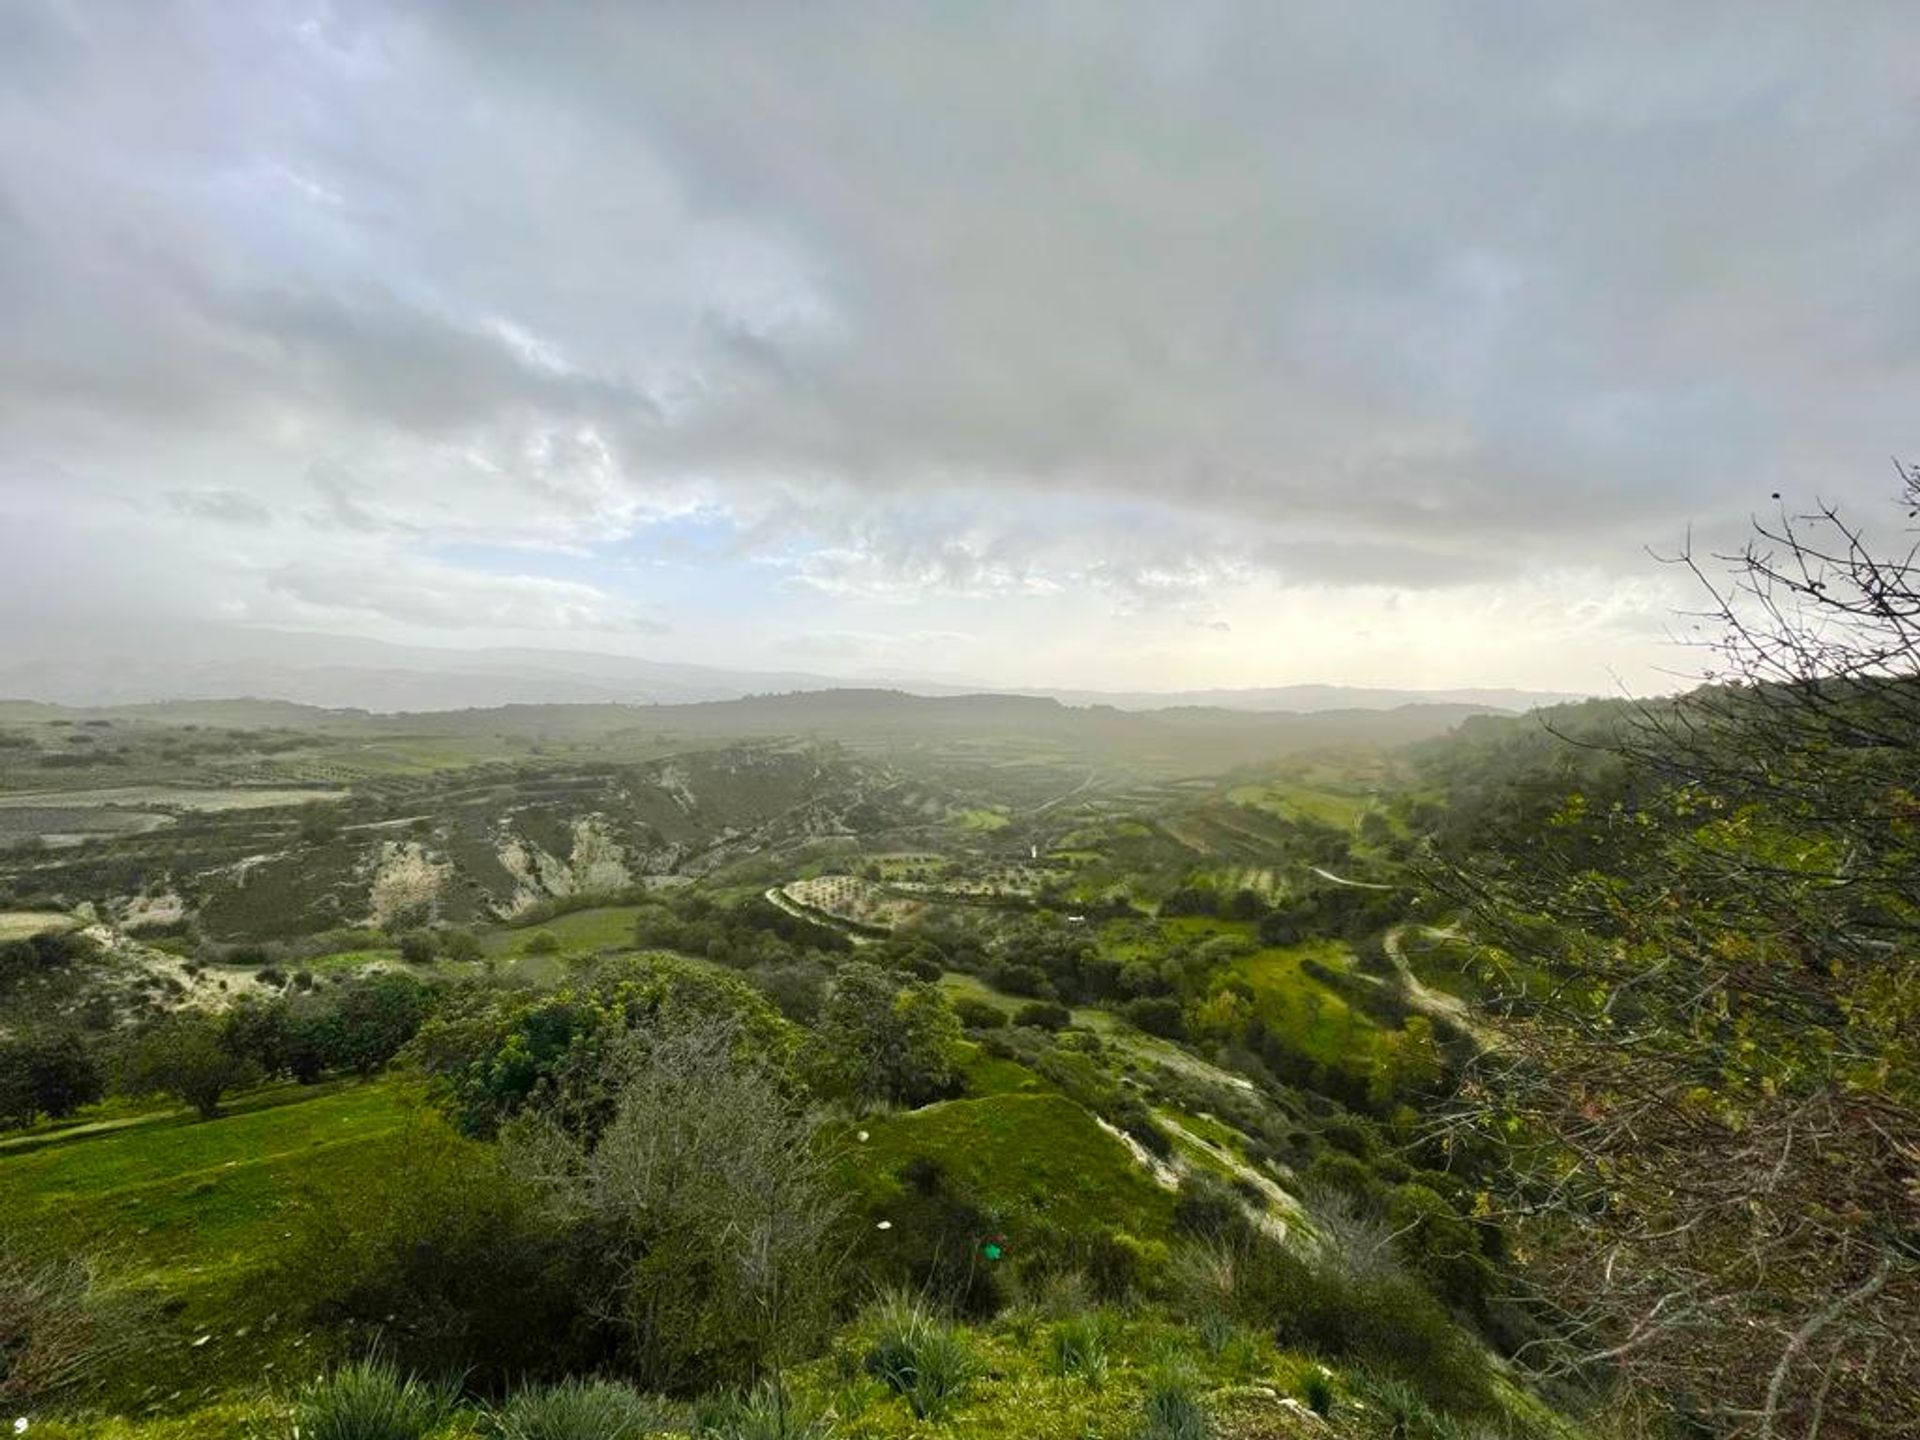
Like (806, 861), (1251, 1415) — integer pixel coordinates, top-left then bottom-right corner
(814, 962), (961, 1109)
(328, 971), (436, 1075)
(117, 1013), (259, 1118)
(505, 1016), (843, 1392)
(0, 1031), (104, 1125)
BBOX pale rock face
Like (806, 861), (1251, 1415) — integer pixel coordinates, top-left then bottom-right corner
(368, 840), (452, 926)
(494, 815), (634, 916)
(566, 816), (632, 895)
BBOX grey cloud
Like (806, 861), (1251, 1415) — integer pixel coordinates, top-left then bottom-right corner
(265, 556), (668, 635)
(2, 0), (1917, 664)
(166, 488), (273, 526)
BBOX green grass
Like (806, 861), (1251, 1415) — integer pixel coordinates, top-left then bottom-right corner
(481, 904), (648, 959)
(955, 807), (1011, 831)
(957, 1045), (1042, 1098)
(0, 1080), (430, 1411)
(1230, 939), (1378, 1065)
(846, 1092), (1176, 1245)
(1227, 782), (1372, 829)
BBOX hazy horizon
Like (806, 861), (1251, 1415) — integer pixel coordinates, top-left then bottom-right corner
(6, 3), (1918, 694)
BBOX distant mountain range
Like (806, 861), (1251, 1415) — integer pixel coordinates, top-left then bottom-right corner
(0, 626), (1582, 715)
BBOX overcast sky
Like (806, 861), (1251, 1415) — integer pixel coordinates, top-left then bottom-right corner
(3, 2), (1916, 694)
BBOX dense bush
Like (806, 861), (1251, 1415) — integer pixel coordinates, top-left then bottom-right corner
(411, 956), (792, 1139)
(859, 1155), (1007, 1316)
(285, 1126), (588, 1387)
(1013, 1000), (1072, 1032)
(1172, 1235), (1492, 1415)
(0, 929), (94, 992)
(813, 961), (962, 1109)
(0, 1030), (103, 1125)
(952, 996), (1008, 1030)
(499, 1014), (844, 1393)
(1119, 996), (1186, 1039)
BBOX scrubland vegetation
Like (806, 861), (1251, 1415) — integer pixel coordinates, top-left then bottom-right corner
(3, 492), (1917, 1438)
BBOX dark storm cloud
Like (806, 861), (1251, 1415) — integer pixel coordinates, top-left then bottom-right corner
(1, 0), (1917, 667)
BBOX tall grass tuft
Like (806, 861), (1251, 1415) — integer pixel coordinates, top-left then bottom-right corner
(490, 1377), (675, 1439)
(290, 1356), (457, 1440)
(1049, 1312), (1111, 1387)
(861, 1291), (977, 1420)
(1138, 1349), (1210, 1440)
(692, 1380), (832, 1440)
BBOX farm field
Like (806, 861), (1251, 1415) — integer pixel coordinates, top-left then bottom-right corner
(1229, 937), (1378, 1065)
(479, 903), (651, 959)
(0, 785), (347, 811)
(0, 908), (78, 940)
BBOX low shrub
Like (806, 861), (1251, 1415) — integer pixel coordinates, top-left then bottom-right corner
(290, 1357), (456, 1440)
(282, 1127), (588, 1387)
(953, 997), (1008, 1030)
(1301, 1368), (1336, 1417)
(0, 1247), (150, 1410)
(1013, 1000), (1072, 1031)
(1170, 1237), (1492, 1416)
(1173, 1176), (1250, 1243)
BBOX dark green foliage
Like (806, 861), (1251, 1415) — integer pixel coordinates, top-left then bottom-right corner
(631, 891), (853, 965)
(1013, 1000), (1072, 1031)
(285, 1125), (591, 1388)
(861, 1155), (1006, 1317)
(814, 961), (962, 1109)
(412, 956), (792, 1139)
(501, 1014), (844, 1394)
(1301, 1368), (1335, 1417)
(0, 928), (94, 992)
(115, 1011), (259, 1118)
(1105, 1095), (1173, 1160)
(0, 1030), (103, 1124)
(438, 928), (484, 964)
(1172, 1174), (1249, 1244)
(952, 996), (1008, 1030)
(397, 930), (438, 964)
(1120, 996), (1185, 1038)
(329, 971), (437, 1074)
(1179, 1236), (1493, 1416)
